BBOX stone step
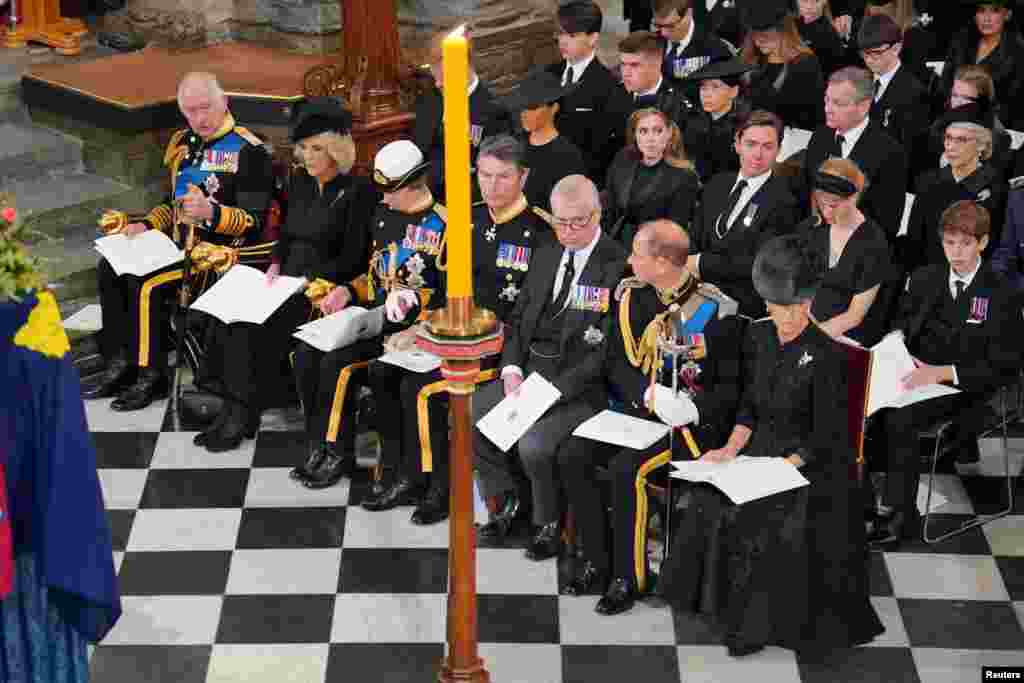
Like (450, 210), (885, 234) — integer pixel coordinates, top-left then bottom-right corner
(11, 170), (144, 240)
(0, 120), (84, 183)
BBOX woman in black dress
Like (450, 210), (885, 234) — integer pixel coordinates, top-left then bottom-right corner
(661, 233), (884, 657)
(799, 158), (892, 346)
(738, 2), (826, 130)
(604, 107), (700, 248)
(196, 98), (378, 452)
(683, 57), (755, 183)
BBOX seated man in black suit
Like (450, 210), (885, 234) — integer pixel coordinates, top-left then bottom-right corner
(651, 0), (732, 100)
(858, 14), (930, 150)
(686, 109), (799, 318)
(548, 0), (633, 185)
(870, 200), (1023, 548)
(473, 175), (627, 560)
(799, 66), (908, 240)
(619, 31), (696, 132)
(557, 219), (746, 616)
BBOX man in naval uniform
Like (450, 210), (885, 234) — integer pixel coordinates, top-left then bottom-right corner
(364, 134), (553, 524)
(289, 140), (447, 491)
(557, 219), (746, 616)
(83, 71), (273, 411)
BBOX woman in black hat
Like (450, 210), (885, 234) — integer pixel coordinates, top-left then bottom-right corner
(739, 2), (826, 130)
(900, 100), (1009, 274)
(937, 0), (1024, 129)
(682, 57), (754, 182)
(505, 70), (588, 210)
(660, 233), (884, 658)
(195, 97), (378, 452)
(797, 157), (893, 346)
(603, 106), (700, 247)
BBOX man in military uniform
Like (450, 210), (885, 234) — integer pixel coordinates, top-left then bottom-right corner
(619, 31), (697, 133)
(83, 71), (274, 411)
(557, 219), (745, 616)
(364, 134), (553, 523)
(290, 140), (447, 491)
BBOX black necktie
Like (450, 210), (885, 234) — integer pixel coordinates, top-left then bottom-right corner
(562, 63), (572, 87)
(635, 93), (658, 107)
(873, 79), (881, 101)
(954, 280), (966, 300)
(716, 179), (748, 238)
(552, 250), (577, 313)
(835, 134), (846, 157)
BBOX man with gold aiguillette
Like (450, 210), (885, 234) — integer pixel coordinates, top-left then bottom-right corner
(84, 71), (274, 412)
(556, 219), (745, 616)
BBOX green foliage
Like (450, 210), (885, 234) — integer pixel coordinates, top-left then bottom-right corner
(0, 193), (46, 302)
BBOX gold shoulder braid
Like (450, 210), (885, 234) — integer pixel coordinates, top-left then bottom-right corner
(367, 242), (400, 300)
(619, 273), (700, 388)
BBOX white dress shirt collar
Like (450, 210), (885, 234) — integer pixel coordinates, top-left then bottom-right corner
(837, 115), (870, 157)
(949, 256), (983, 297)
(667, 15), (696, 56)
(636, 76), (664, 99)
(566, 51), (597, 84)
(874, 62), (901, 101)
(468, 74), (480, 96)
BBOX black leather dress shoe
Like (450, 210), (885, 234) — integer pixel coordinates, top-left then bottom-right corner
(82, 358), (136, 400)
(193, 407), (228, 447)
(562, 560), (608, 596)
(302, 443), (356, 489)
(361, 477), (425, 511)
(290, 442), (330, 481)
(477, 493), (522, 543)
(867, 511), (916, 549)
(203, 402), (259, 453)
(111, 368), (169, 411)
(524, 521), (561, 561)
(595, 577), (637, 615)
(725, 634), (765, 657)
(411, 482), (449, 525)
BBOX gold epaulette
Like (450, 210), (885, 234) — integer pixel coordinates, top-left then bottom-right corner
(696, 282), (739, 318)
(214, 206), (255, 237)
(433, 203), (448, 223)
(349, 274), (371, 304)
(233, 126), (263, 147)
(614, 276), (648, 302)
(531, 206), (555, 226)
(164, 129), (188, 166)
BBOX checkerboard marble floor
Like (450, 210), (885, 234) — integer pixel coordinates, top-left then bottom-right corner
(85, 397), (1024, 683)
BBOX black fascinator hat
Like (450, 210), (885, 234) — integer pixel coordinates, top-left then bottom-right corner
(752, 234), (825, 305)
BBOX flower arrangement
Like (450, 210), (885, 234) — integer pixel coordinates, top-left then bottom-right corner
(0, 193), (45, 302)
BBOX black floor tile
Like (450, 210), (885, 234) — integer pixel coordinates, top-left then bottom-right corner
(107, 509), (135, 552)
(215, 595), (335, 644)
(995, 556), (1024, 601)
(139, 469), (249, 509)
(117, 551), (232, 596)
(869, 551), (894, 597)
(338, 548), (448, 593)
(898, 598), (1024, 650)
(958, 474), (1024, 515)
(478, 594), (559, 644)
(92, 432), (159, 469)
(251, 431), (308, 469)
(326, 643), (444, 683)
(562, 645), (679, 683)
(89, 645), (211, 683)
(235, 507), (346, 549)
(671, 608), (725, 646)
(796, 646), (920, 683)
(337, 468), (374, 508)
(886, 514), (992, 555)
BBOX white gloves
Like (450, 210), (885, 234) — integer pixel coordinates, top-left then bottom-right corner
(385, 289), (419, 322)
(646, 384), (699, 427)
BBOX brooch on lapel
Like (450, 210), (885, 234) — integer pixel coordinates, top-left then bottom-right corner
(883, 108), (892, 128)
(405, 253), (426, 288)
(484, 226), (496, 242)
(798, 351), (813, 367)
(499, 282), (520, 302)
(977, 188), (991, 202)
(583, 325), (605, 346)
(917, 12), (932, 27)
(203, 173), (220, 196)
(968, 296), (989, 324)
(742, 203), (758, 227)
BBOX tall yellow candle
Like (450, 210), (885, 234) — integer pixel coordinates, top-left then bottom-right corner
(442, 25), (473, 299)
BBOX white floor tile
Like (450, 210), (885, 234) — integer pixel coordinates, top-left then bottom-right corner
(866, 597), (909, 647)
(477, 549), (558, 595)
(127, 509), (242, 552)
(330, 594), (446, 643)
(967, 438), (1024, 478)
(886, 553), (1009, 601)
(912, 648), (1024, 683)
(917, 474), (974, 515)
(150, 432), (255, 469)
(206, 644), (329, 683)
(558, 595), (676, 645)
(103, 595), (222, 645)
(478, 643), (562, 683)
(85, 397), (168, 432)
(1015, 602), (1024, 631)
(98, 469), (149, 509)
(257, 407), (305, 432)
(676, 646), (801, 683)
(983, 515), (1024, 557)
(342, 506), (450, 549)
(225, 549), (341, 595)
(113, 551), (124, 574)
(243, 467), (350, 508)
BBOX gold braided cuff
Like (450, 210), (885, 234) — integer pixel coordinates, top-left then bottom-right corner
(145, 204), (174, 232)
(215, 206), (255, 237)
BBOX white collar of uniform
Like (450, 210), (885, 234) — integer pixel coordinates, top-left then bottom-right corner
(667, 14), (696, 56)
(837, 114), (870, 154)
(468, 74), (480, 96)
(562, 228), (602, 271)
(875, 62), (901, 100)
(950, 256), (983, 288)
(636, 76), (664, 99)
(734, 168), (772, 194)
(568, 51), (597, 83)
(706, 0), (721, 10)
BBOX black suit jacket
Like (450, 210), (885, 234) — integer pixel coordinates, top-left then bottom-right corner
(692, 172), (799, 317)
(501, 235), (627, 409)
(896, 262), (1022, 395)
(707, 0), (743, 51)
(661, 25), (733, 104)
(743, 55), (826, 131)
(799, 120), (908, 240)
(547, 58), (633, 186)
(870, 66), (930, 149)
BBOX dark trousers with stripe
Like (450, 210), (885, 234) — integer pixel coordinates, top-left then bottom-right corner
(368, 364), (448, 482)
(96, 258), (181, 370)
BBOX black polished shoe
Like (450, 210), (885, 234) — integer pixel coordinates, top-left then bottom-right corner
(477, 493), (523, 543)
(82, 357), (136, 400)
(290, 442), (330, 481)
(203, 402), (258, 453)
(562, 560), (608, 596)
(725, 634), (766, 657)
(411, 482), (449, 525)
(524, 521), (561, 561)
(595, 577), (637, 615)
(111, 368), (169, 412)
(193, 406), (228, 447)
(867, 510), (916, 550)
(302, 443), (356, 490)
(361, 477), (426, 511)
